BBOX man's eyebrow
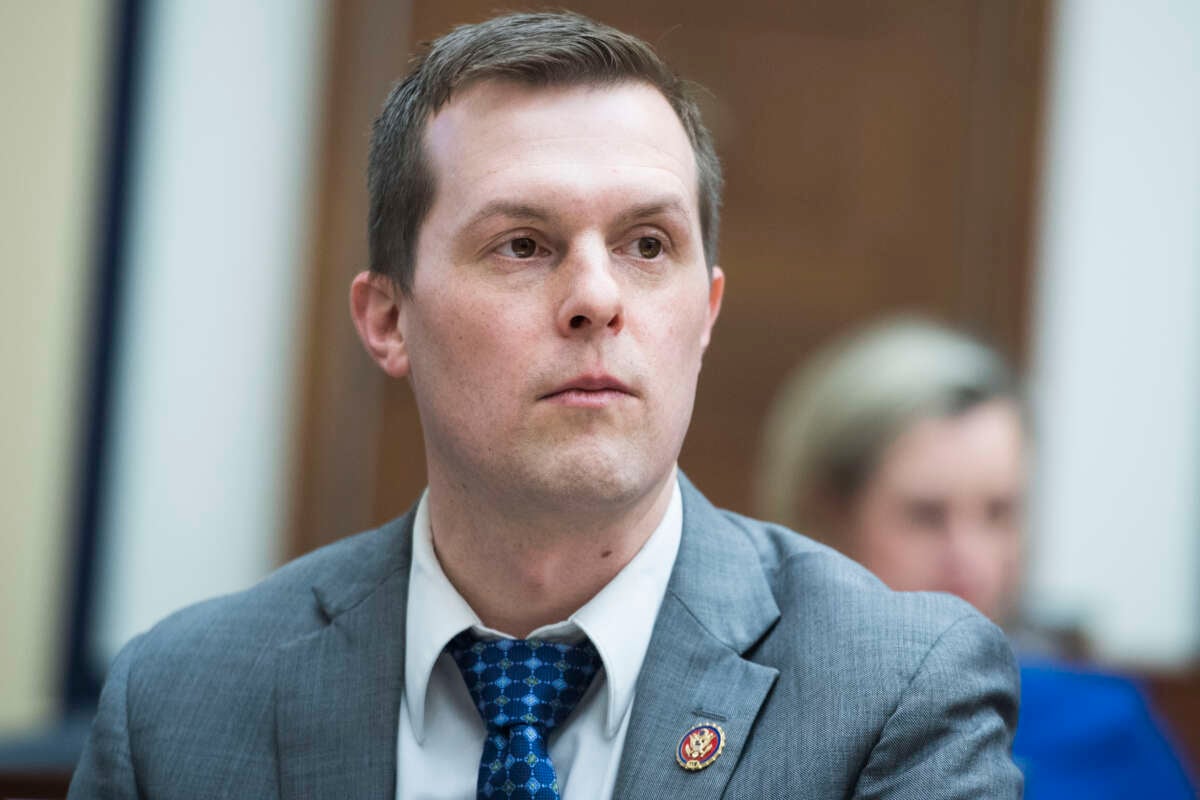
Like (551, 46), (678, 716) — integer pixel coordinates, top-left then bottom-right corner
(462, 201), (555, 231)
(613, 198), (692, 228)
(460, 197), (693, 233)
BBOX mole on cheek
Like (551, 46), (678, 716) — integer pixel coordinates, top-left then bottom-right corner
(600, 549), (613, 559)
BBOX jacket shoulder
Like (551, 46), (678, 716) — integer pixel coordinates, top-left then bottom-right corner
(726, 507), (981, 623)
(714, 509), (1020, 794)
(718, 507), (1005, 684)
(114, 511), (412, 705)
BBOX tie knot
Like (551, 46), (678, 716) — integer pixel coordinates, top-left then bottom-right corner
(447, 632), (602, 735)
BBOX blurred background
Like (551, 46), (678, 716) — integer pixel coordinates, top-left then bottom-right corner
(2, 0), (1198, 791)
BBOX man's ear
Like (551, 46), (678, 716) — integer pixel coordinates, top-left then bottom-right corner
(349, 271), (410, 378)
(700, 265), (725, 351)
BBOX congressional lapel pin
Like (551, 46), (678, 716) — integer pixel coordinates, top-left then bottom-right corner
(676, 723), (725, 771)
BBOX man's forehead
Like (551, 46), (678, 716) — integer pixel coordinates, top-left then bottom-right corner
(422, 79), (700, 207)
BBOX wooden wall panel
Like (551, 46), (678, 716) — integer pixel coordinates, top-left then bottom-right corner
(1148, 672), (1200, 778)
(285, 0), (414, 558)
(291, 0), (1049, 543)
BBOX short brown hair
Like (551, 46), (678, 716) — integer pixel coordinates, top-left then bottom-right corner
(367, 11), (723, 292)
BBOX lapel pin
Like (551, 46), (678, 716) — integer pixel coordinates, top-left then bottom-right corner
(676, 723), (725, 771)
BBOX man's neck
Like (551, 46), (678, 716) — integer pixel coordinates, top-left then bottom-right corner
(424, 470), (677, 638)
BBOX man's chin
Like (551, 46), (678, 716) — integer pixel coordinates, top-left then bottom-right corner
(511, 447), (670, 513)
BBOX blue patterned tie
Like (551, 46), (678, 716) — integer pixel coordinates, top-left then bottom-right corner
(447, 632), (602, 800)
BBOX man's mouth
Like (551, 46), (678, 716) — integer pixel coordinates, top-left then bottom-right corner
(540, 373), (636, 407)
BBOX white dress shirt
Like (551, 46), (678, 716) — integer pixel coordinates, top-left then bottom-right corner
(395, 476), (683, 800)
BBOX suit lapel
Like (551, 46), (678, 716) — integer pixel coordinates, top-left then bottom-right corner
(275, 514), (415, 800)
(270, 479), (776, 797)
(613, 476), (781, 798)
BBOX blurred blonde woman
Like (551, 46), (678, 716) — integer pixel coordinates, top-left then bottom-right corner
(757, 317), (1194, 799)
(757, 316), (1024, 625)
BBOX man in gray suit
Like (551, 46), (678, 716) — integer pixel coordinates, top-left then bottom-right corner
(70, 12), (1021, 799)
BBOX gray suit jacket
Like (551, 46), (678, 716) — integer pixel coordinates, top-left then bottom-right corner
(70, 476), (1021, 798)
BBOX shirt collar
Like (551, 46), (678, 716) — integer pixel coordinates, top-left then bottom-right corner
(403, 475), (683, 742)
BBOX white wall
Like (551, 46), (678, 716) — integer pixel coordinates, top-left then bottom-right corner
(93, 0), (328, 668)
(1028, 0), (1200, 666)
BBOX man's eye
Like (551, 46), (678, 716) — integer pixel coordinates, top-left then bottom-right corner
(505, 237), (538, 258)
(637, 237), (663, 258)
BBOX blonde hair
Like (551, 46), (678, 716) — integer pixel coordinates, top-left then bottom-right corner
(755, 317), (1018, 543)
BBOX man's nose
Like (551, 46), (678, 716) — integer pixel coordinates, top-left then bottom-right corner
(555, 239), (624, 336)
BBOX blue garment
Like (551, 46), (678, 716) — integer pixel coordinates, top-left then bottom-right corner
(1015, 658), (1196, 799)
(447, 634), (602, 800)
